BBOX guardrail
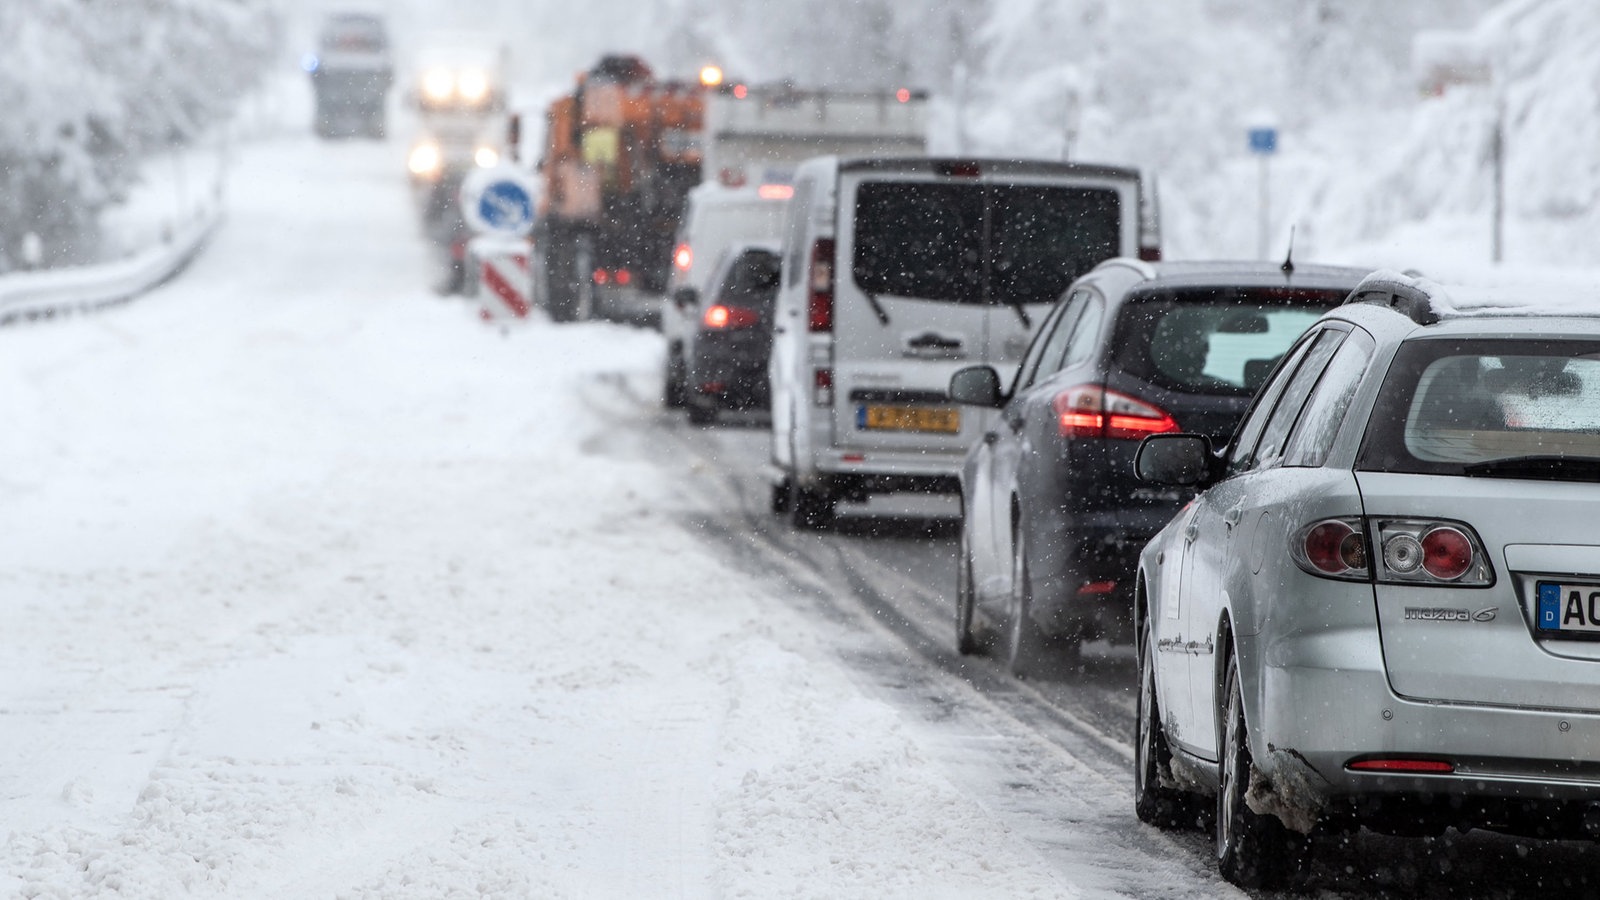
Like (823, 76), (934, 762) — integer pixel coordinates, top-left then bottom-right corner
(0, 211), (221, 328)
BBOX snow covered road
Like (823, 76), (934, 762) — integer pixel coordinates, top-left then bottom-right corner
(1, 135), (1089, 898)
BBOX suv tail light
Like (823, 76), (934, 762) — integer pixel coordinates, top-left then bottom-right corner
(1290, 517), (1492, 585)
(808, 238), (834, 332)
(702, 304), (760, 330)
(673, 243), (692, 271)
(1050, 385), (1179, 440)
(813, 368), (833, 407)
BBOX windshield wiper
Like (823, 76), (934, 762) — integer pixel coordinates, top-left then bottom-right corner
(1462, 455), (1600, 481)
(862, 292), (891, 326)
(1005, 298), (1031, 329)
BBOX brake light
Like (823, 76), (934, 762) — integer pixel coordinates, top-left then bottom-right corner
(808, 238), (834, 332)
(615, 268), (632, 286)
(673, 243), (692, 271)
(592, 268), (610, 285)
(733, 83), (748, 99)
(1138, 246), (1162, 262)
(1298, 519), (1368, 577)
(1348, 758), (1455, 774)
(813, 368), (833, 407)
(1373, 519), (1490, 584)
(896, 88), (911, 103)
(1050, 385), (1179, 440)
(938, 160), (981, 178)
(703, 304), (760, 330)
(757, 183), (794, 201)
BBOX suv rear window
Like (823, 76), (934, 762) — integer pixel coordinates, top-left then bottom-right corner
(1109, 287), (1346, 395)
(1358, 338), (1600, 475)
(850, 182), (1121, 305)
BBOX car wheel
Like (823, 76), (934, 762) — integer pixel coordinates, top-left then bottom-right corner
(1216, 651), (1304, 889)
(664, 347), (686, 408)
(1004, 530), (1046, 678)
(791, 484), (834, 531)
(956, 527), (981, 656)
(1135, 613), (1194, 829)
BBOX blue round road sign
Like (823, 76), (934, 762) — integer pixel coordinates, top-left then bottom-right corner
(460, 166), (539, 236)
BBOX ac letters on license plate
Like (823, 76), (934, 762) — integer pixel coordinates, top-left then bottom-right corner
(1537, 581), (1600, 635)
(858, 404), (960, 434)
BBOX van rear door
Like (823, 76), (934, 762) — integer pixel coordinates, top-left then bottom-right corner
(832, 161), (1139, 459)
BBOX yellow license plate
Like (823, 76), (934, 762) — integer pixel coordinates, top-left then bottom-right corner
(860, 404), (961, 433)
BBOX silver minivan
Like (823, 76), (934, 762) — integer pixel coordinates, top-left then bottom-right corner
(768, 156), (1158, 528)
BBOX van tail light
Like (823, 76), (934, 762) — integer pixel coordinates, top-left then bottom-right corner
(615, 268), (632, 286)
(702, 304), (760, 330)
(1050, 385), (1179, 440)
(1138, 246), (1162, 262)
(1291, 517), (1490, 585)
(813, 368), (833, 407)
(592, 268), (610, 285)
(673, 243), (692, 271)
(808, 238), (834, 332)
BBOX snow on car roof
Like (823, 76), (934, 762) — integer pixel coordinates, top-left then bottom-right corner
(1364, 267), (1600, 319)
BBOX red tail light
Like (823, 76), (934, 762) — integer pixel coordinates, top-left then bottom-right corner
(895, 88), (911, 103)
(1138, 246), (1162, 262)
(1374, 519), (1491, 585)
(807, 238), (835, 332)
(1420, 526), (1472, 580)
(1050, 385), (1179, 440)
(1348, 758), (1455, 774)
(813, 368), (833, 407)
(615, 268), (632, 286)
(1301, 519), (1367, 576)
(673, 243), (692, 271)
(592, 268), (610, 285)
(702, 304), (760, 330)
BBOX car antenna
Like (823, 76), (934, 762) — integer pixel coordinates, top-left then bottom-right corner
(1280, 224), (1296, 277)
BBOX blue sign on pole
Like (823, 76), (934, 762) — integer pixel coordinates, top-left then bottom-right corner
(477, 181), (534, 233)
(1248, 127), (1278, 155)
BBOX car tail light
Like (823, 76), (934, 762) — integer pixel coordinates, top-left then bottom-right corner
(807, 238), (834, 332)
(1291, 517), (1491, 585)
(615, 268), (632, 286)
(813, 368), (833, 407)
(1373, 519), (1491, 585)
(702, 304), (760, 330)
(1138, 246), (1162, 262)
(592, 268), (610, 285)
(673, 243), (692, 271)
(757, 184), (794, 200)
(1050, 385), (1179, 440)
(1347, 758), (1455, 774)
(1294, 518), (1369, 579)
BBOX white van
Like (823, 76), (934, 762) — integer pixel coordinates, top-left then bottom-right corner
(663, 181), (793, 406)
(768, 156), (1158, 528)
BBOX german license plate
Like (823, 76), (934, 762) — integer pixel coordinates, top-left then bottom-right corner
(858, 404), (961, 434)
(1536, 581), (1600, 635)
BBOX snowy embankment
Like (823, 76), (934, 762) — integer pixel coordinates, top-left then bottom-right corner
(0, 135), (1073, 898)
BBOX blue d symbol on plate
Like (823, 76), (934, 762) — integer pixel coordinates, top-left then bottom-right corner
(479, 182), (532, 231)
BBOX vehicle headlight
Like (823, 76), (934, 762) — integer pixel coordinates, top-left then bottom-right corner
(421, 68), (454, 102)
(457, 68), (490, 103)
(474, 146), (500, 168)
(408, 142), (443, 177)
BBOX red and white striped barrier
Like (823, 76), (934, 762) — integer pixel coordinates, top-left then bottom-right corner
(469, 235), (532, 323)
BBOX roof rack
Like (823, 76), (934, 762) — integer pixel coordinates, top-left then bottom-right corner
(1341, 271), (1440, 326)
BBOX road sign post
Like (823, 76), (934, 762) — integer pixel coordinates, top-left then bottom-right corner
(459, 167), (539, 323)
(1247, 126), (1277, 260)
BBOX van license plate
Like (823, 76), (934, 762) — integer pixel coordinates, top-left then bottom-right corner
(1536, 581), (1600, 636)
(858, 404), (961, 434)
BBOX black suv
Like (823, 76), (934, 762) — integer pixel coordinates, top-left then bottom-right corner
(948, 258), (1369, 676)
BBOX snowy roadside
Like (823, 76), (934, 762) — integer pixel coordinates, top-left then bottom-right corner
(0, 137), (1076, 898)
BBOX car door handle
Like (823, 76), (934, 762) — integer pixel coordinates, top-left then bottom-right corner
(983, 431), (999, 445)
(1005, 414), (1024, 433)
(1223, 503), (1246, 529)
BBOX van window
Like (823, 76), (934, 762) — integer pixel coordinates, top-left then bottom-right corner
(850, 182), (1123, 305)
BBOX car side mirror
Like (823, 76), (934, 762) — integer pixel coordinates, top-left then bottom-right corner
(672, 286), (699, 309)
(1134, 433), (1217, 486)
(948, 365), (1004, 408)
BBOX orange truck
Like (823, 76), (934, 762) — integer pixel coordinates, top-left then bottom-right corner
(534, 55), (705, 324)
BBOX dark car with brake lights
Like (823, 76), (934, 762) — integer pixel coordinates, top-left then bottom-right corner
(949, 258), (1368, 676)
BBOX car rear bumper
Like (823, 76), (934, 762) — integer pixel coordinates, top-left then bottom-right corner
(812, 448), (963, 496)
(1255, 632), (1600, 828)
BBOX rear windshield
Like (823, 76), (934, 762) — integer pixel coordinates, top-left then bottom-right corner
(1109, 287), (1346, 396)
(850, 182), (1121, 306)
(715, 249), (781, 313)
(1358, 338), (1600, 475)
